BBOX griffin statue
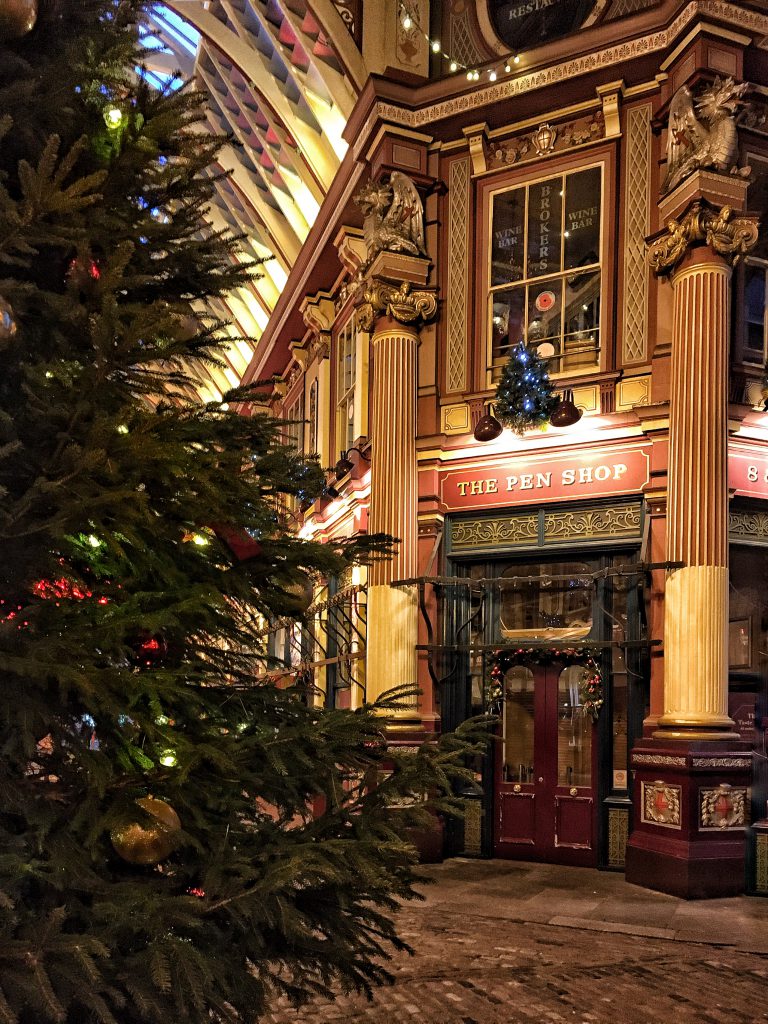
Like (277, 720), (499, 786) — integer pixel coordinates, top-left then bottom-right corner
(355, 172), (426, 261)
(662, 76), (751, 195)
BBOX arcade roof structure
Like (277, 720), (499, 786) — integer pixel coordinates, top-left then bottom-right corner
(142, 1), (363, 401)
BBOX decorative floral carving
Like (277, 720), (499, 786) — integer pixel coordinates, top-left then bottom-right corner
(633, 754), (687, 767)
(691, 756), (752, 768)
(649, 201), (759, 274)
(543, 505), (642, 542)
(451, 515), (539, 549)
(490, 111), (604, 167)
(356, 280), (437, 332)
(729, 511), (768, 543)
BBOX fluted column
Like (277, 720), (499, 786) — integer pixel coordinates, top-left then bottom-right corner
(649, 199), (758, 738)
(658, 252), (732, 736)
(357, 279), (436, 715)
(367, 316), (420, 708)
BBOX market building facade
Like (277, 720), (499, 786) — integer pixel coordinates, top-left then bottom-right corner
(174, 0), (768, 898)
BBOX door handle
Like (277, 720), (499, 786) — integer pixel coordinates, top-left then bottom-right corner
(537, 776), (544, 783)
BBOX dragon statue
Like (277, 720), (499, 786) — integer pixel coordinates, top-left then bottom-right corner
(662, 76), (751, 195)
(355, 171), (426, 261)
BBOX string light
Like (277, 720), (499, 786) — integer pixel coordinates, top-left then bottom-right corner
(399, 3), (519, 83)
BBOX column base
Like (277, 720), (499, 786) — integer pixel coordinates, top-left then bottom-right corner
(384, 716), (429, 746)
(653, 726), (741, 742)
(625, 737), (752, 899)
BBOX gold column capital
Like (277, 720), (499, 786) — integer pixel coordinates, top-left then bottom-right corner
(356, 279), (437, 333)
(649, 201), (759, 276)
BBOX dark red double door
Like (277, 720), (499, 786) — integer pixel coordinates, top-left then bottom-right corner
(494, 662), (597, 866)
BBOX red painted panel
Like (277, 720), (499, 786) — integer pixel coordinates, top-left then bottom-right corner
(554, 795), (594, 850)
(497, 790), (536, 845)
(440, 444), (650, 512)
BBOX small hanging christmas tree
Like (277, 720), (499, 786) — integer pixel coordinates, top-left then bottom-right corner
(494, 342), (558, 435)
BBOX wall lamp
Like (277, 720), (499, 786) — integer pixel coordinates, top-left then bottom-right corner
(334, 446), (371, 479)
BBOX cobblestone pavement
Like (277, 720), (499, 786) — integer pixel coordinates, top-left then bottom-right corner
(264, 860), (768, 1024)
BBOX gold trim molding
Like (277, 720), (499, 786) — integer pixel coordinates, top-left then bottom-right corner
(450, 501), (642, 552)
(649, 201), (759, 275)
(356, 280), (437, 332)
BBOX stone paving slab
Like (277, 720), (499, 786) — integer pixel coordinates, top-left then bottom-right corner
(264, 860), (768, 1024)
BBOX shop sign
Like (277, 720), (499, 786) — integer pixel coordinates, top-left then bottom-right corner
(728, 694), (756, 746)
(440, 444), (650, 511)
(728, 445), (768, 499)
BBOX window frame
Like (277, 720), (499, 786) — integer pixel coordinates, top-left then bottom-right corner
(335, 316), (357, 458)
(331, 304), (369, 465)
(282, 382), (305, 455)
(479, 148), (613, 390)
(735, 151), (768, 370)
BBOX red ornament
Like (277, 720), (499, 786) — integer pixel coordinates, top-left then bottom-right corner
(66, 257), (101, 290)
(129, 633), (168, 667)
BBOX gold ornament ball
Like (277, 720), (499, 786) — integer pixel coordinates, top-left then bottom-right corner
(110, 796), (181, 866)
(170, 311), (199, 342)
(0, 0), (38, 40)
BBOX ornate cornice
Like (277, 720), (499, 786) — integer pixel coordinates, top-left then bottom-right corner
(353, 3), (768, 137)
(649, 201), (759, 275)
(356, 280), (437, 332)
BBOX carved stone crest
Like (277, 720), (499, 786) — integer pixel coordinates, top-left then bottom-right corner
(641, 780), (681, 828)
(700, 783), (747, 830)
(662, 77), (752, 195)
(354, 172), (426, 263)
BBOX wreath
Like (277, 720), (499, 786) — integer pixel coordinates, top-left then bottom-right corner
(485, 646), (604, 722)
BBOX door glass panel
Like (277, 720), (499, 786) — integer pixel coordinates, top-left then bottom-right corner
(502, 666), (535, 784)
(557, 665), (592, 788)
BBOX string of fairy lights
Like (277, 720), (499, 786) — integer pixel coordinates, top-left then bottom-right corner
(398, 2), (520, 81)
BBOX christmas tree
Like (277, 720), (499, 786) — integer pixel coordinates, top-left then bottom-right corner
(494, 342), (558, 435)
(0, 4), (485, 1022)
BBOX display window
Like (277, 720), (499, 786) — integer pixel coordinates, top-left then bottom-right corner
(488, 164), (603, 379)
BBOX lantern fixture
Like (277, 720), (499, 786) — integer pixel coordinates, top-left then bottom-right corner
(550, 388), (583, 427)
(334, 445), (371, 479)
(473, 403), (503, 442)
